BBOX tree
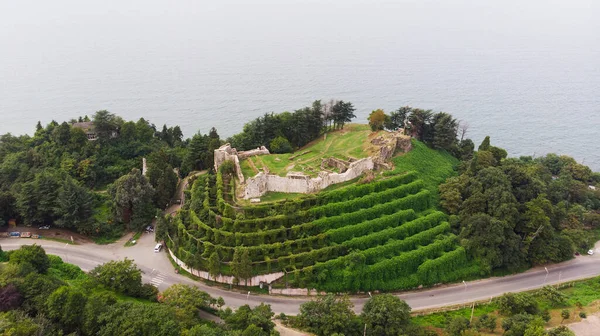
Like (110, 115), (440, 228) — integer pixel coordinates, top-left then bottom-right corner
(385, 107), (410, 130)
(548, 326), (576, 336)
(460, 214), (517, 272)
(160, 284), (215, 327)
(298, 294), (360, 336)
(54, 177), (94, 234)
(430, 112), (458, 150)
(108, 168), (155, 230)
(9, 245), (50, 274)
(0, 284), (23, 312)
(478, 136), (491, 151)
(82, 292), (117, 336)
(270, 136), (293, 154)
(497, 292), (539, 316)
(225, 303), (276, 335)
(560, 309), (570, 324)
(361, 294), (411, 336)
(93, 110), (119, 141)
(45, 286), (87, 333)
(331, 101), (356, 129)
(147, 150), (178, 208)
(231, 247), (252, 285)
(208, 252), (220, 279)
(445, 316), (470, 336)
(368, 109), (387, 131)
(474, 313), (497, 332)
(89, 259), (143, 297)
(407, 109), (432, 140)
(97, 301), (180, 336)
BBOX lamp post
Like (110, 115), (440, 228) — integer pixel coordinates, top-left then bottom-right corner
(64, 243), (69, 263)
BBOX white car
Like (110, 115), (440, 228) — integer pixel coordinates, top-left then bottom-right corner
(588, 249), (594, 255)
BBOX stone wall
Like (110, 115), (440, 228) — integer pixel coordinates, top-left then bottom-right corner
(238, 146), (269, 159)
(243, 157), (374, 199)
(214, 144), (270, 183)
(169, 248), (284, 286)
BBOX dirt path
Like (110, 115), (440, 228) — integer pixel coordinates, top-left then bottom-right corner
(274, 321), (311, 336)
(568, 314), (600, 336)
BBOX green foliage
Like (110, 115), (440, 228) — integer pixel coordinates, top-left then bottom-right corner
(298, 294), (360, 336)
(560, 309), (570, 323)
(89, 258), (146, 298)
(270, 136), (293, 154)
(160, 284), (215, 327)
(445, 316), (470, 336)
(97, 301), (181, 336)
(474, 313), (496, 332)
(108, 168), (156, 230)
(368, 109), (387, 131)
(229, 101), (324, 150)
(497, 292), (539, 316)
(224, 303), (276, 336)
(538, 286), (567, 307)
(362, 294), (411, 336)
(9, 245), (50, 274)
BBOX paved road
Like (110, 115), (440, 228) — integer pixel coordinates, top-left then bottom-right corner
(3, 238), (600, 315)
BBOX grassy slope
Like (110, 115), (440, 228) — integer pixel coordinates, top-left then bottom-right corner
(240, 124), (375, 179)
(386, 139), (459, 205)
(413, 276), (600, 334)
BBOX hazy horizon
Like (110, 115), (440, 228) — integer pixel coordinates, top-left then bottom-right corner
(1, 0), (598, 168)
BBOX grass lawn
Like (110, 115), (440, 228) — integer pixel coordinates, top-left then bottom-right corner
(239, 124), (377, 179)
(386, 139), (459, 204)
(124, 232), (142, 247)
(42, 237), (79, 245)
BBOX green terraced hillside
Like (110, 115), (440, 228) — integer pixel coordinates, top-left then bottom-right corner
(166, 143), (480, 291)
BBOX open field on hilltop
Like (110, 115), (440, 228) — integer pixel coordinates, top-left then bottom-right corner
(239, 124), (378, 178)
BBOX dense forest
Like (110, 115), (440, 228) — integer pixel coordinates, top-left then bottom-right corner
(0, 111), (221, 238)
(440, 137), (600, 273)
(0, 245), (281, 335)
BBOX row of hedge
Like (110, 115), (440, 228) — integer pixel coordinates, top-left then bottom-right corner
(230, 171), (419, 219)
(172, 210), (451, 274)
(204, 182), (426, 236)
(191, 187), (430, 246)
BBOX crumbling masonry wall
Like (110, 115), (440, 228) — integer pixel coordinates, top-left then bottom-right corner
(214, 144), (270, 183)
(243, 158), (374, 199)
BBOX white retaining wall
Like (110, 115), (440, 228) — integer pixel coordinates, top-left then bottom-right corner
(244, 157), (374, 199)
(268, 288), (326, 296)
(168, 248), (284, 286)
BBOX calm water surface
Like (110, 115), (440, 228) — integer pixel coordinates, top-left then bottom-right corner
(1, 0), (599, 169)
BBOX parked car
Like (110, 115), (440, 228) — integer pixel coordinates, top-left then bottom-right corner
(38, 225), (50, 230)
(146, 225), (154, 232)
(588, 249), (594, 255)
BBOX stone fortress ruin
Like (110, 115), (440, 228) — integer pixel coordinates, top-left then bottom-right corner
(214, 130), (412, 200)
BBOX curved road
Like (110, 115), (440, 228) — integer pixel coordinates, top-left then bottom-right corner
(3, 238), (600, 314)
(4, 173), (600, 314)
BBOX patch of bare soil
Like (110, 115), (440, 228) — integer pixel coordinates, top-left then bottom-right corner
(0, 225), (93, 244)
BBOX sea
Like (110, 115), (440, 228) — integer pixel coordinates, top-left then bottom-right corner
(1, 0), (599, 170)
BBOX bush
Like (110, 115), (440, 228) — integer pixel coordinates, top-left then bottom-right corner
(270, 136), (293, 154)
(497, 292), (539, 316)
(446, 316), (470, 336)
(579, 311), (587, 318)
(9, 245), (50, 274)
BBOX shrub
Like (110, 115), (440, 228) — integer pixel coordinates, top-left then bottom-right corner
(446, 316), (470, 336)
(9, 245), (50, 274)
(270, 136), (293, 154)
